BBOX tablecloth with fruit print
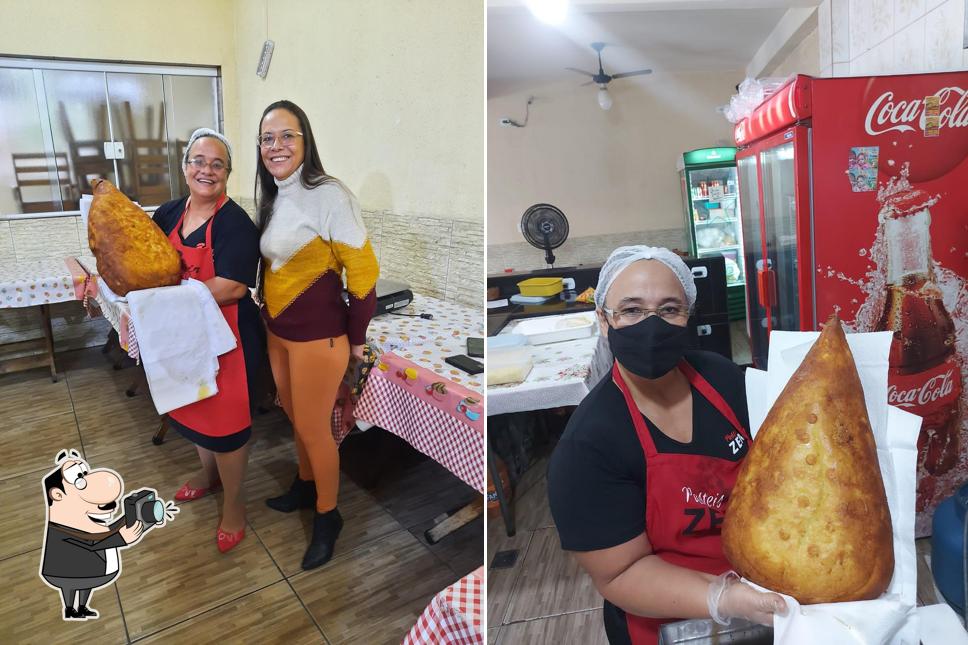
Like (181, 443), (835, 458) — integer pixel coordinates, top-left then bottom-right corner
(353, 294), (485, 493)
(0, 258), (82, 308)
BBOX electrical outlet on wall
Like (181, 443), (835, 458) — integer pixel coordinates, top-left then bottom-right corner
(102, 141), (125, 159)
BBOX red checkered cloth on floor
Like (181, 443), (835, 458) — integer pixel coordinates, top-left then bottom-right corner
(403, 567), (483, 645)
(353, 367), (485, 493)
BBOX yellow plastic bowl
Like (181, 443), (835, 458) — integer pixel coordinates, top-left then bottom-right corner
(517, 277), (563, 297)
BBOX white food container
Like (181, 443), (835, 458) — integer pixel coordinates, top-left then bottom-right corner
(487, 346), (533, 386)
(510, 313), (596, 345)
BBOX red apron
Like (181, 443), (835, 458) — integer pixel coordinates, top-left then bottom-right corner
(611, 360), (752, 645)
(166, 196), (250, 437)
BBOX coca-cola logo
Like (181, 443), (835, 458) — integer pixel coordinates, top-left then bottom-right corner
(856, 76), (968, 183)
(864, 87), (968, 136)
(888, 369), (957, 408)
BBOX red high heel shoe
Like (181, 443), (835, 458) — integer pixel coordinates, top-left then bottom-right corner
(174, 477), (222, 502)
(216, 523), (245, 553)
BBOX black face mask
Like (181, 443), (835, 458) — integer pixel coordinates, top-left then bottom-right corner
(607, 315), (690, 379)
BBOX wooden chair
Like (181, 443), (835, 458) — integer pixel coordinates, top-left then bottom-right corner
(11, 152), (78, 213)
(174, 138), (190, 197)
(57, 102), (113, 195)
(129, 139), (172, 207)
(69, 139), (113, 193)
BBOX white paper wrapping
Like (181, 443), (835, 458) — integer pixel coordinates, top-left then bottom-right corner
(743, 330), (922, 645)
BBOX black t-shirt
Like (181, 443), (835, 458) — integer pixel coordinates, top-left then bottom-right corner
(547, 350), (749, 645)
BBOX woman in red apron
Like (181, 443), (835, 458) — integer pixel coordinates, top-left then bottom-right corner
(151, 129), (264, 554)
(548, 247), (787, 645)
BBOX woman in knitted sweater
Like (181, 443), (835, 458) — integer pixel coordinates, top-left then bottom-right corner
(256, 100), (379, 570)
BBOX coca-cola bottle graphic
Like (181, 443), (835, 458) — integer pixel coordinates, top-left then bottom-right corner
(875, 168), (963, 512)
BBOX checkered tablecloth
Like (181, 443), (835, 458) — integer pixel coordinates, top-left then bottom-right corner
(353, 355), (485, 493)
(404, 567), (483, 645)
(82, 271), (140, 359)
(355, 295), (484, 492)
(0, 257), (81, 308)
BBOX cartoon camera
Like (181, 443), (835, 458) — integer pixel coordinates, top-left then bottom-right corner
(124, 489), (166, 528)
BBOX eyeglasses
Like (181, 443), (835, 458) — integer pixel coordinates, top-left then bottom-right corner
(186, 157), (228, 172)
(602, 303), (691, 327)
(257, 130), (303, 148)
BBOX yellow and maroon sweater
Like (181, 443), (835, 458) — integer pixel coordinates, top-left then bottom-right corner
(260, 171), (378, 344)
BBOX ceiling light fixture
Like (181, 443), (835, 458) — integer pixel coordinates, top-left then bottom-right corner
(525, 0), (569, 26)
(597, 86), (613, 111)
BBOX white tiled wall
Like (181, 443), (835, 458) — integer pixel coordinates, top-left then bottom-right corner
(0, 221), (14, 259)
(818, 0), (966, 76)
(236, 197), (485, 309)
(362, 210), (484, 309)
(0, 216), (87, 261)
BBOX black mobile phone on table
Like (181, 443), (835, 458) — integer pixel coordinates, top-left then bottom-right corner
(445, 354), (484, 375)
(467, 337), (484, 358)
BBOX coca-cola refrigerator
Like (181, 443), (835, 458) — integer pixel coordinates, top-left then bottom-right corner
(734, 72), (968, 536)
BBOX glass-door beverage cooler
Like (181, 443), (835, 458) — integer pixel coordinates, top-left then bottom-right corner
(733, 72), (968, 537)
(678, 147), (747, 321)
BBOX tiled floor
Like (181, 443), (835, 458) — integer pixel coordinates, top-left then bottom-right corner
(487, 452), (947, 644)
(486, 455), (608, 645)
(0, 346), (481, 644)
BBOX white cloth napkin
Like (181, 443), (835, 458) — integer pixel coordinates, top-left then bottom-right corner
(744, 330), (922, 645)
(126, 279), (236, 415)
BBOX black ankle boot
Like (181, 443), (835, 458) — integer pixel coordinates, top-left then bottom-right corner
(301, 508), (343, 571)
(266, 476), (316, 513)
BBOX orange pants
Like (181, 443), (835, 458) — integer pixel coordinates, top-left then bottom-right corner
(267, 330), (349, 512)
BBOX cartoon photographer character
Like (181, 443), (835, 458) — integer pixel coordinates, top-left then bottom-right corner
(39, 450), (177, 621)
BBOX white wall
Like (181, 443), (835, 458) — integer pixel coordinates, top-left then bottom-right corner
(231, 0), (485, 221)
(818, 0), (967, 76)
(767, 26), (822, 77)
(488, 71), (739, 246)
(0, 0), (485, 222)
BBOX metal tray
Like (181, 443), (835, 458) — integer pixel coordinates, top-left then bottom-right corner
(658, 618), (773, 645)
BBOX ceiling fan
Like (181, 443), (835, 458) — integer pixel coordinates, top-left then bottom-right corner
(566, 42), (652, 110)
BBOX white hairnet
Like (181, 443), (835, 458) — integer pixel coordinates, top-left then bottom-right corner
(595, 245), (696, 311)
(183, 128), (232, 170)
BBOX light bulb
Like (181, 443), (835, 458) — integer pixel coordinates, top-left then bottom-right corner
(598, 87), (613, 111)
(525, 0), (568, 26)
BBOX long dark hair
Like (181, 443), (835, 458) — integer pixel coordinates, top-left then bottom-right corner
(254, 100), (333, 233)
(255, 100), (334, 303)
